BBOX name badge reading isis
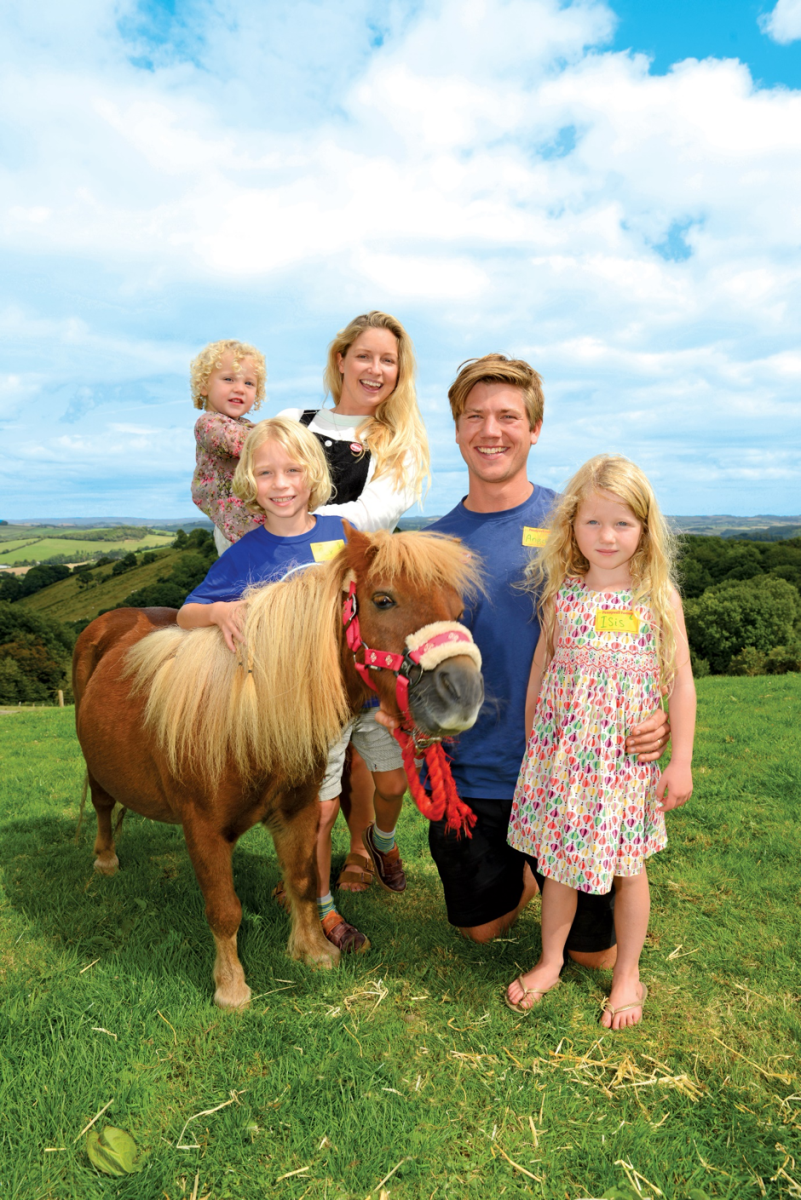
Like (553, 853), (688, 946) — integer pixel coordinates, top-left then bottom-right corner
(522, 527), (549, 548)
(595, 610), (640, 635)
(310, 540), (345, 563)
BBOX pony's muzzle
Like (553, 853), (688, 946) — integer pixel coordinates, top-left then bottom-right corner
(410, 654), (484, 737)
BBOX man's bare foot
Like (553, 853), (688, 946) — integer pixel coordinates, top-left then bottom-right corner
(505, 962), (562, 1013)
(600, 978), (648, 1030)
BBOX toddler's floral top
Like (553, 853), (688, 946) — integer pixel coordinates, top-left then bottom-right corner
(192, 413), (265, 543)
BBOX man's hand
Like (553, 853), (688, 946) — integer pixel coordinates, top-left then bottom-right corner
(656, 762), (693, 812)
(625, 706), (670, 762)
(373, 706), (399, 732)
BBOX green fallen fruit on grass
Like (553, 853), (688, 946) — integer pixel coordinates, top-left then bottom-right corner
(86, 1125), (144, 1175)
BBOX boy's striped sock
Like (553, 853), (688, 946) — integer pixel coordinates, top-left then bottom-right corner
(371, 824), (397, 853)
(317, 892), (336, 920)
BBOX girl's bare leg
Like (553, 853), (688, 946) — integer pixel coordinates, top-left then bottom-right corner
(506, 877), (577, 1010)
(601, 867), (650, 1030)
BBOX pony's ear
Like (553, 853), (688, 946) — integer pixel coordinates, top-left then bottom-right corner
(343, 522), (378, 557)
(342, 522), (379, 575)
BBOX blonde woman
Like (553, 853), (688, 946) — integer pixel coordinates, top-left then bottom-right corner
(279, 311), (430, 894)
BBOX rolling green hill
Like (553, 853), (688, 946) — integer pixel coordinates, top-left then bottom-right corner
(18, 549), (189, 623)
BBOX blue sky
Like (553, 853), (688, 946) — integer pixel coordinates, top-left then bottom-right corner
(2, 0), (800, 520)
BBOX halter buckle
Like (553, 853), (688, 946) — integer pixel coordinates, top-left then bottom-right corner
(398, 653), (424, 688)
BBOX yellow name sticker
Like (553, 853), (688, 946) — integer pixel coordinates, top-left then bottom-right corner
(310, 539), (345, 563)
(522, 527), (549, 548)
(595, 610), (640, 635)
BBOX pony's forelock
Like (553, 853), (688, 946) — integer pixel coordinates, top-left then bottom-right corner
(343, 528), (483, 601)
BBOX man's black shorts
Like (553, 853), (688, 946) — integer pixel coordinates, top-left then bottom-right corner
(428, 793), (616, 953)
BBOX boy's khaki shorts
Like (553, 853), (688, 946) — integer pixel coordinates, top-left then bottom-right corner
(318, 705), (404, 802)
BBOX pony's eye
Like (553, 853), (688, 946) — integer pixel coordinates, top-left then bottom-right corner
(371, 593), (396, 610)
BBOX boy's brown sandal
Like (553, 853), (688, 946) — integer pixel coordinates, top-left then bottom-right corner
(336, 851), (374, 892)
(363, 823), (407, 893)
(321, 910), (371, 953)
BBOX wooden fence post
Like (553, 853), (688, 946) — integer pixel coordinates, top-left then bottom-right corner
(57, 690), (64, 707)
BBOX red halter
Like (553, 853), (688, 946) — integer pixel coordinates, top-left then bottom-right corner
(342, 581), (477, 836)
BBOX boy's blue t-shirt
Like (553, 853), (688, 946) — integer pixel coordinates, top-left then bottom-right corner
(429, 485), (557, 801)
(183, 515), (349, 605)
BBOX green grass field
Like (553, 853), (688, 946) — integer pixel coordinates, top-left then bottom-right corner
(0, 528), (175, 566)
(1, 676), (799, 1199)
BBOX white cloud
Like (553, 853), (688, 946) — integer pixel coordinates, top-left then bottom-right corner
(0, 0), (800, 517)
(759, 0), (801, 44)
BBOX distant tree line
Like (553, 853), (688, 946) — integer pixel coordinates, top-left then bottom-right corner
(1, 529), (799, 704)
(678, 536), (801, 676)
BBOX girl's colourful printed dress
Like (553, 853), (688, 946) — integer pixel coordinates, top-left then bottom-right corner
(508, 578), (667, 894)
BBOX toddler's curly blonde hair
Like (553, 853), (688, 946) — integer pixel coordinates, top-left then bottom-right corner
(190, 339), (267, 410)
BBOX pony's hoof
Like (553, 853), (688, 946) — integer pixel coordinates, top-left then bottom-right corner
(289, 940), (340, 969)
(213, 982), (252, 1010)
(93, 854), (119, 875)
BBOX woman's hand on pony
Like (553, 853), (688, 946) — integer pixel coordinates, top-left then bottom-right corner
(176, 600), (247, 653)
(625, 706), (670, 762)
(655, 760), (693, 812)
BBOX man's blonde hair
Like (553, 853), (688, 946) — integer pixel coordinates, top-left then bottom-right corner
(448, 354), (544, 430)
(190, 339), (267, 410)
(233, 418), (333, 514)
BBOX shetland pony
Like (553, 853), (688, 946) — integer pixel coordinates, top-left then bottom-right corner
(73, 527), (484, 1007)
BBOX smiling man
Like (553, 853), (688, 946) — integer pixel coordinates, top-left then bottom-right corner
(418, 354), (668, 964)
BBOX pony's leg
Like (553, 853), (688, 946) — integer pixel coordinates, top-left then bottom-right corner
(271, 801), (340, 969)
(90, 775), (120, 876)
(182, 820), (251, 1010)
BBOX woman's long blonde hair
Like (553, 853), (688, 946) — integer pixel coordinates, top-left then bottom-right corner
(529, 455), (680, 688)
(322, 311), (430, 501)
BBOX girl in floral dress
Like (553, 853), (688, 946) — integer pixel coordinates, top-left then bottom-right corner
(506, 455), (696, 1029)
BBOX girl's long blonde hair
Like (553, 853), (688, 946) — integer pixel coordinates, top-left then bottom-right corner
(322, 311), (430, 501)
(530, 455), (680, 688)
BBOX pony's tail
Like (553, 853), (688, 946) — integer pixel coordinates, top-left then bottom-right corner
(74, 771), (89, 844)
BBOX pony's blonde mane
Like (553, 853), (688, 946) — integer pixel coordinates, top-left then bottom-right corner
(125, 561), (349, 787)
(124, 529), (481, 787)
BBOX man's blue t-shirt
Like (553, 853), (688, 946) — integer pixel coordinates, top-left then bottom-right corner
(183, 515), (348, 605)
(430, 485), (557, 800)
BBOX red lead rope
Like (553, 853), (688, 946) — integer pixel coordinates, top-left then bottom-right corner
(343, 581), (477, 838)
(392, 730), (477, 837)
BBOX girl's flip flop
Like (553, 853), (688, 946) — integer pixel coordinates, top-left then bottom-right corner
(503, 977), (560, 1014)
(602, 983), (649, 1022)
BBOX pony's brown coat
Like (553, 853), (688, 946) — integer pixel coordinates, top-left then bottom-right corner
(73, 528), (483, 1008)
